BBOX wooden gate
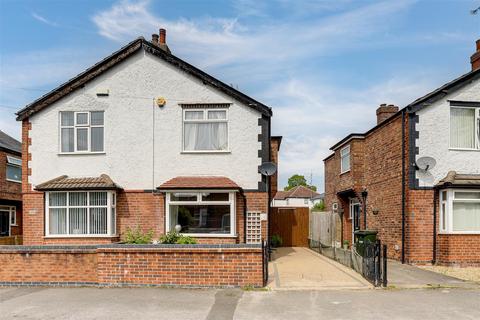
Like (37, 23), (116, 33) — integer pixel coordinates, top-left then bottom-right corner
(270, 207), (309, 247)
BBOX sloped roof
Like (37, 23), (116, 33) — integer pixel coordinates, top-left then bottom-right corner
(274, 185), (320, 200)
(436, 171), (480, 188)
(327, 67), (480, 153)
(16, 37), (272, 121)
(157, 176), (240, 190)
(0, 130), (21, 155)
(35, 174), (121, 191)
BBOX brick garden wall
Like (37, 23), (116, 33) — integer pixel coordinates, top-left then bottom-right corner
(0, 245), (263, 287)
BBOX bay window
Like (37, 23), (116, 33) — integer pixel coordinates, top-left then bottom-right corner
(450, 106), (480, 149)
(60, 111), (104, 153)
(45, 191), (116, 236)
(183, 109), (228, 152)
(440, 189), (480, 233)
(166, 191), (235, 236)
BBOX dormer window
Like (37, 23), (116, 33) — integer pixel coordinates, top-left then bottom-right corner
(182, 108), (228, 152)
(340, 145), (350, 174)
(60, 111), (104, 153)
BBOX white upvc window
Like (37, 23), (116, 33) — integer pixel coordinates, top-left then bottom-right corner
(183, 109), (228, 152)
(6, 155), (21, 183)
(440, 189), (480, 234)
(45, 191), (116, 237)
(450, 106), (480, 150)
(0, 205), (16, 227)
(60, 111), (105, 153)
(166, 191), (236, 237)
(340, 145), (351, 174)
(349, 198), (361, 220)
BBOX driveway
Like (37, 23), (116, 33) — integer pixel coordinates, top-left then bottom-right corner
(268, 247), (371, 290)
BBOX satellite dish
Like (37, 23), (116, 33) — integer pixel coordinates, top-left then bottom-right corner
(416, 156), (436, 171)
(259, 162), (277, 176)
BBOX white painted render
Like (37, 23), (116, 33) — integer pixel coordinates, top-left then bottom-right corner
(415, 77), (480, 187)
(271, 197), (322, 208)
(29, 50), (263, 190)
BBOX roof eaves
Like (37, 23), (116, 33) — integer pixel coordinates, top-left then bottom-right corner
(329, 134), (365, 151)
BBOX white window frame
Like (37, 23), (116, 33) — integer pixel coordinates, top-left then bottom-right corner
(349, 198), (360, 220)
(45, 190), (117, 237)
(439, 188), (480, 234)
(449, 106), (480, 151)
(59, 111), (105, 154)
(340, 145), (351, 174)
(182, 108), (229, 153)
(6, 155), (22, 183)
(165, 190), (236, 237)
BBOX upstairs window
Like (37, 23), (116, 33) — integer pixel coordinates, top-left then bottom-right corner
(450, 106), (479, 150)
(60, 111), (104, 153)
(6, 156), (21, 183)
(340, 145), (350, 173)
(183, 109), (228, 152)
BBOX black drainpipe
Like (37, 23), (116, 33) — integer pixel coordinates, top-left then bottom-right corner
(241, 191), (247, 244)
(432, 188), (437, 264)
(401, 110), (406, 264)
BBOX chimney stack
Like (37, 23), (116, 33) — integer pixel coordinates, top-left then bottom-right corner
(159, 28), (166, 44)
(471, 39), (480, 71)
(376, 104), (399, 124)
(151, 33), (159, 45)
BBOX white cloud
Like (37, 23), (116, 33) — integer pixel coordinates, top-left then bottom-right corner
(89, 0), (472, 191)
(31, 12), (59, 27)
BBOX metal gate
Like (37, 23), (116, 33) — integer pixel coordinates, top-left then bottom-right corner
(355, 240), (387, 287)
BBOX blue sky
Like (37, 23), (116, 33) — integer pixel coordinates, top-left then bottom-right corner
(1, 0), (479, 191)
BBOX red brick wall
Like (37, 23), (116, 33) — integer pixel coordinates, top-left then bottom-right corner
(0, 248), (98, 283)
(0, 150), (22, 202)
(96, 247), (263, 287)
(0, 246), (263, 287)
(270, 138), (281, 197)
(437, 234), (480, 266)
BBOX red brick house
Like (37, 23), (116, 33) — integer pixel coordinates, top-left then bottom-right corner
(0, 130), (22, 238)
(324, 39), (480, 266)
(15, 29), (279, 246)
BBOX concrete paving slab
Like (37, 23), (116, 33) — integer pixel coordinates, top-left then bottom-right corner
(388, 260), (480, 289)
(268, 247), (371, 290)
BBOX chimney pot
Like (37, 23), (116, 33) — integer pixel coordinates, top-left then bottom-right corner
(159, 28), (166, 44)
(471, 39), (480, 71)
(376, 104), (399, 124)
(151, 34), (159, 44)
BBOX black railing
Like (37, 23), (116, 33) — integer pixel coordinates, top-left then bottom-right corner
(262, 240), (269, 286)
(360, 240), (388, 287)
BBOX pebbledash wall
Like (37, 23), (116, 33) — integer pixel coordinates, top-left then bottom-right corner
(21, 48), (272, 245)
(0, 245), (264, 287)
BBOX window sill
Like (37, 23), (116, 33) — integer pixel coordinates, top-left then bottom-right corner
(44, 235), (118, 238)
(175, 233), (237, 238)
(181, 150), (231, 154)
(448, 148), (480, 152)
(10, 224), (18, 227)
(340, 170), (351, 176)
(58, 152), (106, 156)
(6, 179), (21, 184)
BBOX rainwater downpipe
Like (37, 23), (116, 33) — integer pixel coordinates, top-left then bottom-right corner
(432, 188), (437, 264)
(401, 110), (406, 264)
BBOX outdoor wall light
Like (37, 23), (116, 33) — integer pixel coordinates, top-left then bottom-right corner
(373, 209), (379, 215)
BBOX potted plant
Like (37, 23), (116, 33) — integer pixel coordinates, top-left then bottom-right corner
(343, 240), (349, 250)
(270, 234), (283, 248)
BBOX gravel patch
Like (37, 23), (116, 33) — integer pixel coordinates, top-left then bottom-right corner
(419, 266), (480, 282)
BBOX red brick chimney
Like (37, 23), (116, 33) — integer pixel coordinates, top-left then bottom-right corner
(151, 28), (171, 54)
(376, 104), (399, 124)
(159, 28), (166, 44)
(471, 39), (480, 71)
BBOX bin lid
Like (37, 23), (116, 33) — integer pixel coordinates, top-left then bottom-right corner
(354, 230), (378, 236)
